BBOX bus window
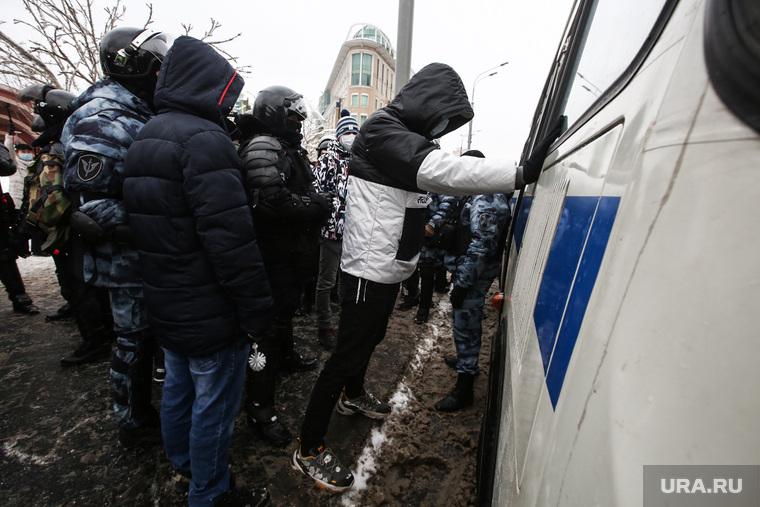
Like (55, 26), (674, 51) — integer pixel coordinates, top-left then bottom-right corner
(561, 0), (667, 126)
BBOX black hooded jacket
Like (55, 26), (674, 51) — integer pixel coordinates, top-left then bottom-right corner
(349, 62), (474, 192)
(124, 36), (273, 356)
(341, 62), (520, 284)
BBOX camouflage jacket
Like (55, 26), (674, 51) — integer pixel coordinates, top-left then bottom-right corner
(62, 78), (153, 287)
(445, 193), (511, 288)
(22, 140), (70, 252)
(419, 192), (455, 264)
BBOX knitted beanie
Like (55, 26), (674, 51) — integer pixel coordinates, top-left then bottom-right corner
(336, 109), (360, 139)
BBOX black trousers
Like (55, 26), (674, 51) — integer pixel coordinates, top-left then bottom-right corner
(299, 271), (399, 449)
(0, 257), (26, 302)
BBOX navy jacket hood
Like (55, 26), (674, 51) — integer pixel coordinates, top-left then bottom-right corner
(154, 36), (244, 124)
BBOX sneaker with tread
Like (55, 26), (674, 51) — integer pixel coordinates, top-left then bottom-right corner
(336, 389), (391, 419)
(291, 442), (354, 492)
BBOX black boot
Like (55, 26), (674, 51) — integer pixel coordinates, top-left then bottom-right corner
(246, 404), (292, 447)
(434, 373), (475, 412)
(61, 297), (116, 366)
(45, 302), (74, 321)
(245, 337), (292, 446)
(60, 336), (112, 366)
(317, 327), (338, 351)
(413, 307), (429, 324)
(215, 471), (270, 506)
(396, 296), (419, 311)
(12, 293), (39, 315)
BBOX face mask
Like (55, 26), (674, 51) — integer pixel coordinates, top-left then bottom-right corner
(430, 118), (449, 138)
(340, 133), (356, 151)
(18, 153), (33, 162)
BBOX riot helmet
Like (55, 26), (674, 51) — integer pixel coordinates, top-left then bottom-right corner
(99, 27), (171, 108)
(18, 84), (76, 129)
(253, 85), (308, 143)
(317, 136), (333, 156)
(100, 27), (172, 79)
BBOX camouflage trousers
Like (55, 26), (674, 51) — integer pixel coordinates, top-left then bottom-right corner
(108, 286), (155, 429)
(451, 277), (496, 375)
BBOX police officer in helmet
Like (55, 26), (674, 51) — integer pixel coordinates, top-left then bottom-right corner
(237, 86), (329, 446)
(61, 26), (172, 447)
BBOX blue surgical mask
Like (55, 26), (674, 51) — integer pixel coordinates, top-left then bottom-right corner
(18, 153), (33, 162)
(430, 118), (449, 138)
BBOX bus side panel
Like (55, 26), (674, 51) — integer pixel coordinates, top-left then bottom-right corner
(495, 0), (724, 505)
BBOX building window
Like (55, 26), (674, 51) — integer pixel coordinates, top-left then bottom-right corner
(351, 93), (359, 107)
(361, 94), (369, 107)
(351, 52), (373, 86)
(360, 114), (368, 125)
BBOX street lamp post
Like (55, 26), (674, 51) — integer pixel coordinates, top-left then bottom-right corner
(467, 61), (508, 150)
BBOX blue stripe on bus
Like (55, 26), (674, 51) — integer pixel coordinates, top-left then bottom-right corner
(512, 196), (532, 251)
(533, 196), (620, 408)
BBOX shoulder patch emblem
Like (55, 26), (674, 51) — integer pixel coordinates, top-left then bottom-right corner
(76, 154), (104, 182)
(478, 213), (496, 230)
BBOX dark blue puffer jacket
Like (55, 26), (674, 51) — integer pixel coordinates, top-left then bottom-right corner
(123, 36), (273, 356)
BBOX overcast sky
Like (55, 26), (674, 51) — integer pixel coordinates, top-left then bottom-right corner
(4, 0), (574, 162)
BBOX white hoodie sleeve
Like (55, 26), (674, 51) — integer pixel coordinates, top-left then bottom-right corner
(415, 149), (517, 195)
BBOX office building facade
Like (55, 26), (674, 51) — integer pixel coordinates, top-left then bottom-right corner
(318, 24), (397, 135)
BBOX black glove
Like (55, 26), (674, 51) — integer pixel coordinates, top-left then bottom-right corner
(518, 115), (567, 188)
(450, 285), (467, 309)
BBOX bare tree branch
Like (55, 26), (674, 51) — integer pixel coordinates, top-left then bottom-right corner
(0, 28), (62, 88)
(0, 0), (243, 93)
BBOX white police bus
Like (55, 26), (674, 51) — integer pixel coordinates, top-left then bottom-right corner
(478, 0), (760, 504)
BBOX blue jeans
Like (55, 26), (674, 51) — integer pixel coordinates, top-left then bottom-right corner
(162, 340), (248, 506)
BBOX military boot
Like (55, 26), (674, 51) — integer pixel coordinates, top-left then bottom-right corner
(60, 336), (112, 366)
(434, 373), (475, 412)
(12, 293), (39, 315)
(247, 403), (292, 447)
(245, 337), (292, 446)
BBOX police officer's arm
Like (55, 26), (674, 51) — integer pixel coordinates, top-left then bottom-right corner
(239, 136), (328, 224)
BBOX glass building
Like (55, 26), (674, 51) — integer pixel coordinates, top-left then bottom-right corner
(318, 23), (397, 135)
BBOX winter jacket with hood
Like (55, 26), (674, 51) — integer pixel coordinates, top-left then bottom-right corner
(123, 36), (273, 357)
(341, 62), (520, 284)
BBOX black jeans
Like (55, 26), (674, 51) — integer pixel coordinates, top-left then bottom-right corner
(299, 271), (399, 449)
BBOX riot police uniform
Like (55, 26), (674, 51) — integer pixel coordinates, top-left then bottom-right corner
(61, 27), (172, 447)
(237, 86), (329, 445)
